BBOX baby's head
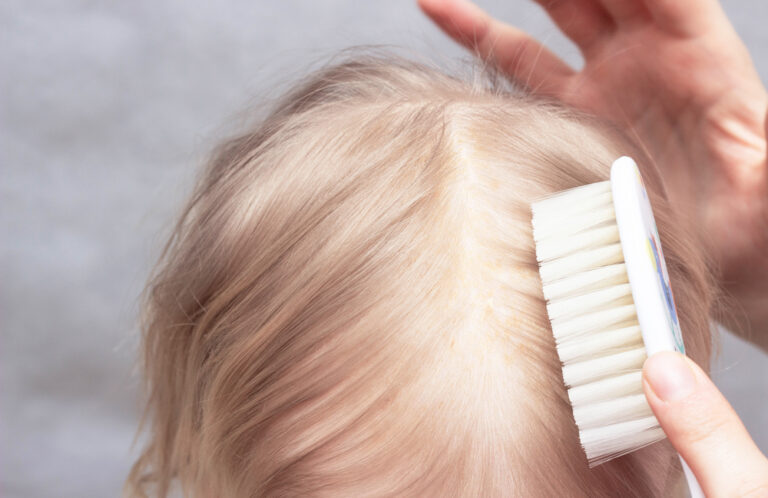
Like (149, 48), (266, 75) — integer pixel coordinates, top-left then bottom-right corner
(129, 56), (713, 497)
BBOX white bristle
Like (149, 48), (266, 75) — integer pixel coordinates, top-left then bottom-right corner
(567, 371), (643, 405)
(532, 181), (665, 467)
(550, 304), (637, 340)
(573, 394), (653, 430)
(580, 418), (665, 465)
(538, 243), (625, 283)
(562, 347), (647, 387)
(557, 325), (643, 363)
(532, 206), (617, 246)
(546, 283), (632, 320)
(535, 224), (620, 262)
(541, 263), (628, 302)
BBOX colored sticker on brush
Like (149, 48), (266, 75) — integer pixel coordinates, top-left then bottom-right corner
(638, 178), (684, 353)
(610, 157), (685, 355)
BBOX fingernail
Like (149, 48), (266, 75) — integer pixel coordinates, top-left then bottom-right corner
(643, 352), (698, 402)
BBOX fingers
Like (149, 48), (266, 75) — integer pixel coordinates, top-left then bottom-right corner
(418, 0), (574, 96)
(595, 0), (650, 25)
(532, 0), (614, 52)
(642, 0), (728, 36)
(643, 352), (768, 497)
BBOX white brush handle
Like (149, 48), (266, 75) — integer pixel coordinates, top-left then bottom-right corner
(612, 158), (705, 496)
(611, 157), (685, 356)
(680, 455), (704, 498)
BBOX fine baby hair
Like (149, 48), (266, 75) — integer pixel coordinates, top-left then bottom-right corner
(127, 55), (715, 497)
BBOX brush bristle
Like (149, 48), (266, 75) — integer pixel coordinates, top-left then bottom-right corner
(531, 181), (664, 466)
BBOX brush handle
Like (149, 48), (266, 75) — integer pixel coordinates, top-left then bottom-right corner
(611, 157), (685, 356)
(680, 455), (704, 498)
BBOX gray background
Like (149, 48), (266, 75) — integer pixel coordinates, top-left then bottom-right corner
(2, 1), (766, 497)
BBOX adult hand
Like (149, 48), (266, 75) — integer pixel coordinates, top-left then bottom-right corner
(643, 352), (768, 497)
(419, 0), (768, 345)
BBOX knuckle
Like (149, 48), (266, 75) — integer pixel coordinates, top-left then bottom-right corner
(676, 405), (731, 448)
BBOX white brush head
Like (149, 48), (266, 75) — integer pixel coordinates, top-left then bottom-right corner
(531, 157), (684, 467)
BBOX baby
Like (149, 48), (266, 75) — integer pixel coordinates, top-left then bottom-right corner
(126, 57), (714, 497)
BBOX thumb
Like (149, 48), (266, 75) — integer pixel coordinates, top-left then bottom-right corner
(643, 351), (768, 497)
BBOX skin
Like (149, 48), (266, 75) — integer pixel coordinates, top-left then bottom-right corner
(419, 1), (768, 493)
(418, 0), (768, 351)
(644, 352), (768, 497)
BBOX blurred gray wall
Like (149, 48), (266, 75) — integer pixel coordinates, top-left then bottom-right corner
(2, 1), (766, 497)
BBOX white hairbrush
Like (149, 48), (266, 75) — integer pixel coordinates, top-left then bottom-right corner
(531, 156), (703, 497)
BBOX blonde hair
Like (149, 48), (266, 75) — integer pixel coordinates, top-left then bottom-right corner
(127, 56), (714, 497)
